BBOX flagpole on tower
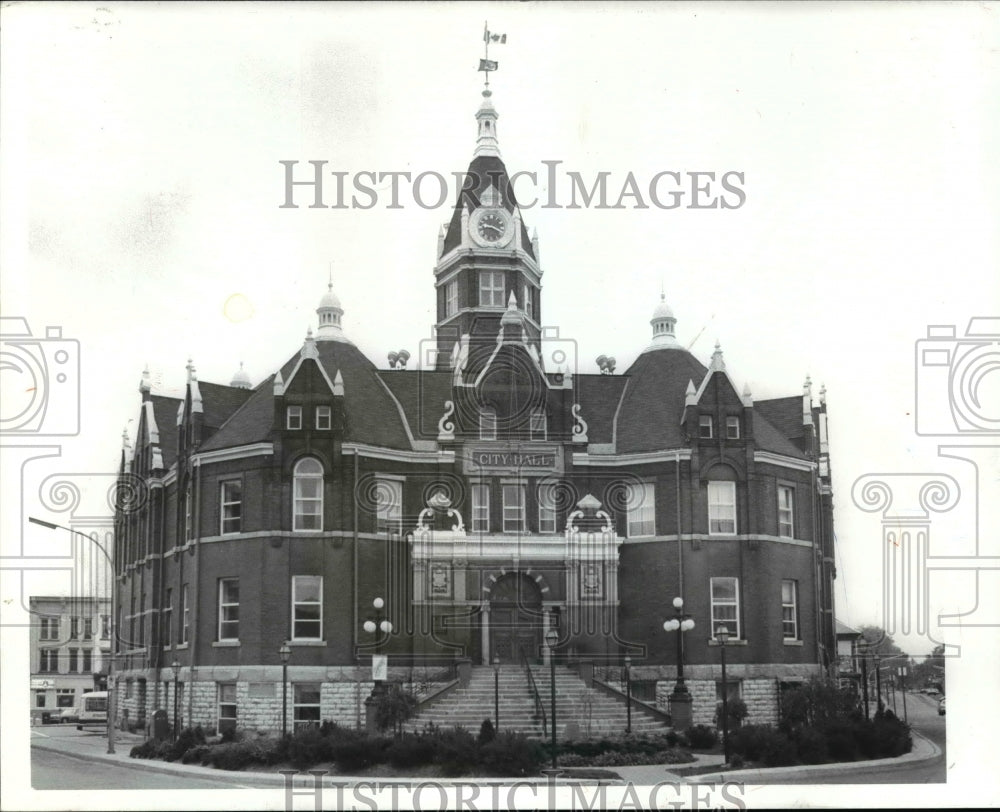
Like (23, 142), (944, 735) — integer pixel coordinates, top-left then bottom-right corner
(483, 20), (490, 89)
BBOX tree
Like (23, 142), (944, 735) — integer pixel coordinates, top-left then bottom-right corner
(910, 644), (946, 693)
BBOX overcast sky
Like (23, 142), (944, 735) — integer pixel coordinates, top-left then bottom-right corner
(2, 3), (998, 806)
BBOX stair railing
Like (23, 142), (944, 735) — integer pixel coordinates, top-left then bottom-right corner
(519, 646), (547, 737)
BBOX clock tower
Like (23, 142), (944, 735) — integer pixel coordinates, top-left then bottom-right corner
(432, 88), (541, 373)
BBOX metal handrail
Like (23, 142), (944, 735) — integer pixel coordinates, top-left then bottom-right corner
(520, 647), (547, 736)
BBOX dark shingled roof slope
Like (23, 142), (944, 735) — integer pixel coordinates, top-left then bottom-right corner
(574, 374), (629, 446)
(441, 154), (534, 259)
(754, 396), (810, 457)
(378, 369), (454, 443)
(616, 349), (709, 453)
(198, 381), (254, 429)
(199, 378), (275, 452)
(149, 394), (182, 469)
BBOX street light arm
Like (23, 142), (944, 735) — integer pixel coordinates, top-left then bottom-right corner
(29, 516), (113, 567)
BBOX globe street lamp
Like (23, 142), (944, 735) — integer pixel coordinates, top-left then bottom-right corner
(663, 596), (696, 730)
(714, 625), (731, 765)
(170, 660), (181, 742)
(279, 642), (292, 736)
(29, 516), (117, 754)
(544, 628), (559, 769)
(363, 597), (393, 733)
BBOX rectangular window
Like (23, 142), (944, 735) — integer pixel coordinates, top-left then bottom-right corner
(218, 578), (240, 641)
(292, 575), (323, 640)
(181, 585), (190, 645)
(479, 409), (497, 440)
(82, 648), (92, 672)
(39, 649), (57, 673)
(286, 405), (302, 430)
(711, 576), (741, 640)
(530, 410), (547, 441)
(184, 485), (193, 541)
(248, 683), (274, 700)
(315, 405), (331, 430)
(68, 648), (79, 673)
(163, 589), (173, 647)
(218, 683), (237, 733)
(83, 617), (93, 640)
(699, 414), (713, 439)
(471, 484), (490, 533)
(56, 689), (75, 708)
(782, 580), (799, 640)
(100, 614), (110, 640)
(479, 271), (505, 307)
(708, 481), (737, 535)
(726, 416), (740, 439)
(445, 280), (458, 317)
(40, 617), (59, 641)
(293, 683), (321, 731)
(220, 481), (242, 535)
(375, 478), (403, 533)
(502, 484), (526, 533)
(716, 680), (742, 704)
(36, 691), (46, 708)
(778, 485), (795, 538)
(538, 483), (556, 534)
(524, 285), (533, 319)
(626, 482), (655, 537)
(71, 617), (81, 639)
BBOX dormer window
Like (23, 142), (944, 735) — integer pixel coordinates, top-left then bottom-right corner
(316, 406), (331, 430)
(287, 406), (302, 430)
(479, 408), (497, 440)
(699, 415), (714, 439)
(726, 416), (740, 439)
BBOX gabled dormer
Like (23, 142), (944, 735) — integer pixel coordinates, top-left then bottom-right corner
(682, 342), (754, 444)
(273, 329), (344, 436)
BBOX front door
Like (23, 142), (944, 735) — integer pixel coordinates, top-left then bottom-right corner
(489, 572), (545, 664)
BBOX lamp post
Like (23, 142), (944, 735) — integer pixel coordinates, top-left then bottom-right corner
(170, 660), (180, 742)
(874, 654), (883, 715)
(715, 625), (731, 765)
(858, 639), (870, 720)
(624, 655), (632, 735)
(279, 642), (291, 736)
(663, 596), (696, 730)
(29, 517), (118, 754)
(363, 597), (393, 733)
(544, 628), (559, 769)
(898, 665), (909, 724)
(493, 656), (500, 733)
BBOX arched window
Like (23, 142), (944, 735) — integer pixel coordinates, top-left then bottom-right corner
(293, 457), (324, 531)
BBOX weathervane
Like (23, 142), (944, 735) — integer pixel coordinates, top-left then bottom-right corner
(479, 21), (507, 89)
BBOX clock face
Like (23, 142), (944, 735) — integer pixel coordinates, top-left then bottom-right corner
(477, 211), (507, 242)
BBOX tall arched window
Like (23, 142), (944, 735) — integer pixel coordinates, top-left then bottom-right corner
(293, 457), (324, 531)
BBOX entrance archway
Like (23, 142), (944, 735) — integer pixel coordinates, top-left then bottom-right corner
(489, 572), (544, 664)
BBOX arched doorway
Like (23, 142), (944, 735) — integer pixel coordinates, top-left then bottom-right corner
(489, 572), (544, 664)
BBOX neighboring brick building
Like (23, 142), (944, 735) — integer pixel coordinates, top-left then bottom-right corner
(29, 595), (111, 723)
(113, 86), (838, 735)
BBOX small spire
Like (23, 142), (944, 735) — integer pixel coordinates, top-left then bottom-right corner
(819, 383), (827, 406)
(710, 341), (726, 371)
(139, 365), (151, 393)
(803, 374), (812, 396)
(273, 370), (284, 396)
(302, 327), (319, 359)
(230, 361), (252, 390)
(474, 88), (501, 158)
(333, 370), (345, 397)
(685, 379), (697, 405)
(742, 382), (753, 407)
(122, 427), (131, 452)
(186, 358), (196, 382)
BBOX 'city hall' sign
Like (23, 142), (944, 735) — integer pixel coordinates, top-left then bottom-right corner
(463, 445), (562, 475)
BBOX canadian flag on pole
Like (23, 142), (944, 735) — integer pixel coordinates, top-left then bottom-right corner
(483, 24), (507, 44)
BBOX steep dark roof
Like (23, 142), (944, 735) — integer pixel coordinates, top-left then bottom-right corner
(198, 381), (254, 429)
(149, 394), (181, 469)
(199, 378), (275, 452)
(615, 349), (709, 453)
(441, 154), (535, 259)
(574, 374), (629, 445)
(378, 369), (454, 443)
(755, 396), (811, 457)
(751, 411), (809, 459)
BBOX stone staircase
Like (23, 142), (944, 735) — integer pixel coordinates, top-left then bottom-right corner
(407, 665), (670, 738)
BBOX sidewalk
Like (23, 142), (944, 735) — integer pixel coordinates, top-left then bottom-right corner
(32, 728), (939, 787)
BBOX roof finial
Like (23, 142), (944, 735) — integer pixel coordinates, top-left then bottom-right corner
(710, 341), (726, 371)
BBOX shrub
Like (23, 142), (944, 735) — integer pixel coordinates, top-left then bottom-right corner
(288, 725), (332, 770)
(794, 727), (829, 765)
(330, 734), (391, 772)
(430, 726), (478, 776)
(130, 739), (171, 759)
(478, 718), (496, 745)
(373, 684), (418, 735)
(819, 718), (859, 762)
(164, 726), (207, 762)
(478, 731), (545, 776)
(207, 740), (270, 771)
(385, 734), (436, 769)
(181, 744), (212, 765)
(729, 724), (797, 767)
(714, 698), (749, 730)
(686, 724), (718, 749)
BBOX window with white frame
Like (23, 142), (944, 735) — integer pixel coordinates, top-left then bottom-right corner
(181, 585), (190, 644)
(479, 408), (497, 440)
(502, 484), (526, 533)
(56, 689), (75, 708)
(220, 481), (242, 535)
(39, 616), (59, 641)
(82, 648), (92, 672)
(708, 481), (737, 535)
(471, 484), (489, 532)
(537, 482), (556, 534)
(716, 679), (742, 704)
(445, 280), (458, 317)
(315, 405), (331, 430)
(699, 414), (714, 439)
(726, 416), (740, 439)
(293, 458), (324, 531)
(218, 683), (237, 733)
(292, 575), (323, 640)
(710, 576), (741, 640)
(626, 482), (655, 537)
(39, 649), (57, 673)
(524, 284), (533, 318)
(479, 271), (505, 307)
(83, 617), (93, 640)
(286, 405), (303, 430)
(293, 683), (321, 730)
(218, 578), (239, 641)
(184, 484), (193, 541)
(530, 410), (547, 441)
(163, 589), (173, 647)
(781, 580), (799, 640)
(375, 478), (403, 533)
(68, 648), (78, 672)
(778, 485), (795, 538)
(36, 691), (46, 708)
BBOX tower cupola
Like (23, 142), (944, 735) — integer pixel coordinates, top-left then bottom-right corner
(474, 90), (501, 157)
(643, 293), (680, 351)
(316, 282), (350, 342)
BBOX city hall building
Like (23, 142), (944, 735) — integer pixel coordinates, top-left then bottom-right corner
(113, 82), (838, 736)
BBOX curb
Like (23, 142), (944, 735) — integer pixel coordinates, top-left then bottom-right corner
(680, 730), (941, 784)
